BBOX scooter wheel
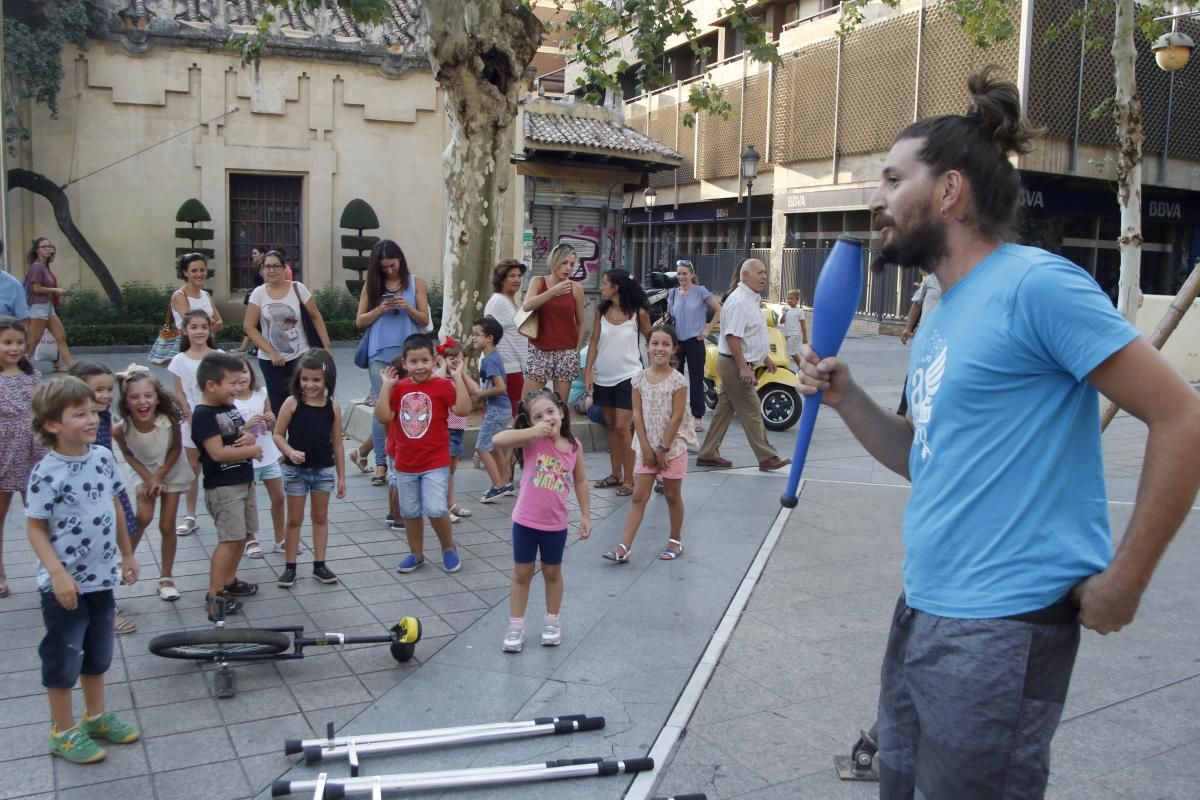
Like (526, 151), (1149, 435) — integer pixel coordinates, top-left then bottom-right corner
(390, 641), (416, 663)
(393, 616), (422, 644)
(855, 748), (874, 769)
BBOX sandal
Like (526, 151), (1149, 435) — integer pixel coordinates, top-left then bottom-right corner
(659, 539), (685, 560)
(176, 516), (198, 537)
(449, 505), (472, 518)
(615, 483), (634, 497)
(114, 614), (137, 635)
(349, 448), (371, 473)
(601, 543), (631, 563)
(593, 475), (622, 489)
(371, 470), (388, 487)
(244, 539), (264, 559)
(158, 577), (180, 601)
(654, 480), (665, 495)
(0, 573), (8, 599)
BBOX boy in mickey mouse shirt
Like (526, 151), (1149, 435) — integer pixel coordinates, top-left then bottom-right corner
(26, 376), (140, 764)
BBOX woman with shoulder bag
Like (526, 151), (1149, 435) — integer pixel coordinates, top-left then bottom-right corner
(521, 244), (585, 402)
(354, 239), (430, 485)
(24, 237), (74, 370)
(667, 260), (721, 432)
(243, 250), (332, 415)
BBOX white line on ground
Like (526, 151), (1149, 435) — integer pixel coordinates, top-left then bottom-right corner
(624, 488), (796, 800)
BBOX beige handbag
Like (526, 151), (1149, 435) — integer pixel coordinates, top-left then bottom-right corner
(513, 282), (539, 338)
(514, 307), (538, 339)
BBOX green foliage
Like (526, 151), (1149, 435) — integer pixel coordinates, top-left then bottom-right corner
(340, 199), (381, 231)
(176, 199), (212, 223)
(341, 235), (379, 252)
(66, 324), (161, 347)
(428, 280), (443, 333)
(59, 282), (174, 325)
(177, 227), (216, 241)
(3, 0), (95, 143)
(324, 320), (361, 342)
(312, 284), (360, 322)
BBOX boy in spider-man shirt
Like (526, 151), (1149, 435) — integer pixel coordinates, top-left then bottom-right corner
(376, 335), (471, 574)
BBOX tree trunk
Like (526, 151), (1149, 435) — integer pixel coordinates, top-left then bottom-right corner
(421, 0), (542, 339)
(1101, 259), (1200, 430)
(7, 168), (126, 314)
(1112, 0), (1143, 325)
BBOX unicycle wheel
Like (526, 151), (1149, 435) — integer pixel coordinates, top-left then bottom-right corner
(149, 628), (291, 660)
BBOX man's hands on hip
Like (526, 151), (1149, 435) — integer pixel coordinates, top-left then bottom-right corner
(1072, 570), (1145, 635)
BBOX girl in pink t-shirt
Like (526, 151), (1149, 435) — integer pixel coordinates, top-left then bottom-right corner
(492, 390), (591, 654)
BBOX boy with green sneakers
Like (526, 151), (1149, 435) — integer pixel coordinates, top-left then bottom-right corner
(27, 376), (141, 763)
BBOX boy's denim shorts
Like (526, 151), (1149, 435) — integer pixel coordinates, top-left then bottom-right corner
(39, 589), (116, 689)
(449, 429), (465, 459)
(282, 464), (336, 496)
(391, 467), (449, 520)
(476, 406), (511, 452)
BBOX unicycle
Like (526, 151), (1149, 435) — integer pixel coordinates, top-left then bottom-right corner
(148, 597), (421, 697)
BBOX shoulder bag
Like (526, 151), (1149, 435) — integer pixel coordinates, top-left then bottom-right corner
(292, 282), (323, 349)
(148, 304), (181, 365)
(513, 277), (541, 339)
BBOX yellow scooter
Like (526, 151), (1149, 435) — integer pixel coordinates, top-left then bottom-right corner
(702, 303), (803, 431)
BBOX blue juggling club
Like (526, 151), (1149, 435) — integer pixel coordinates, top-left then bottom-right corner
(780, 236), (864, 508)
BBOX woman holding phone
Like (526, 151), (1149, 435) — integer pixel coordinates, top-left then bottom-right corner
(354, 239), (430, 485)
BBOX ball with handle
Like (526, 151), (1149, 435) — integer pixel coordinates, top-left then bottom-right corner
(780, 236), (864, 507)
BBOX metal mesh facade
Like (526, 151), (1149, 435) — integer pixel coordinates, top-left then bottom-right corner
(698, 80), (743, 179)
(918, 6), (1020, 119)
(770, 40), (838, 164)
(742, 71), (772, 173)
(1027, 0), (1200, 162)
(648, 100), (679, 187)
(839, 13), (918, 156)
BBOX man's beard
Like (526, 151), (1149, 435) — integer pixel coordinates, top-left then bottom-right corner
(880, 214), (947, 269)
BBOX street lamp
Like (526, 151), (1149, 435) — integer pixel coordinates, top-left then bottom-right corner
(1152, 5), (1198, 179)
(644, 186), (657, 280)
(741, 145), (760, 259)
(1153, 5), (1196, 71)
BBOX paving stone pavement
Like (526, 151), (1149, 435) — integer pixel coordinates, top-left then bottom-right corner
(6, 339), (1195, 800)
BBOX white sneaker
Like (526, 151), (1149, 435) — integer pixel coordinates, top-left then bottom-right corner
(503, 624), (525, 653)
(541, 618), (562, 647)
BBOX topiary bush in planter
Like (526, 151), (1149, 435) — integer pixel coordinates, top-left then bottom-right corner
(340, 198), (380, 296)
(176, 198), (216, 275)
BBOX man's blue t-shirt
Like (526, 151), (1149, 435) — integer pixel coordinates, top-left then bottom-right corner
(479, 350), (510, 413)
(904, 244), (1138, 618)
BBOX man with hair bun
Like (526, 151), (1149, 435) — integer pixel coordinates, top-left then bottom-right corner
(797, 67), (1200, 797)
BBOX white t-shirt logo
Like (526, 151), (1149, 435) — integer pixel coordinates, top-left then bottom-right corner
(911, 337), (947, 462)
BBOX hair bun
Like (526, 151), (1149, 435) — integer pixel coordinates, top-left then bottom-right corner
(967, 65), (1038, 157)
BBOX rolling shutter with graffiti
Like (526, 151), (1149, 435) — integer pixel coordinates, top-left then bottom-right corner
(527, 179), (622, 290)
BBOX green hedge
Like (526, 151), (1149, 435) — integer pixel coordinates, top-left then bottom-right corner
(54, 279), (446, 346)
(67, 324), (162, 347)
(59, 283), (176, 325)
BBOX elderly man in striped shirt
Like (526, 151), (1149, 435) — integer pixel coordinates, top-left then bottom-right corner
(696, 259), (791, 472)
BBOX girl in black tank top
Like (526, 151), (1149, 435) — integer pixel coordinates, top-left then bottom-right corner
(271, 350), (346, 587)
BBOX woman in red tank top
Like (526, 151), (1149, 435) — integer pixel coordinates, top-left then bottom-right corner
(521, 244), (585, 402)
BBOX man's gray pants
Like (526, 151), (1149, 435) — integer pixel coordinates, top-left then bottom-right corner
(878, 594), (1080, 799)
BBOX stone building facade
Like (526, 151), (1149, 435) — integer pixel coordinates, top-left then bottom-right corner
(7, 0), (446, 320)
